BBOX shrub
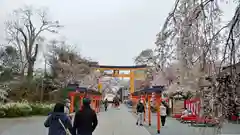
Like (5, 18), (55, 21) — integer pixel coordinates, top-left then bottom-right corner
(0, 102), (32, 117)
(30, 103), (54, 116)
(0, 101), (54, 118)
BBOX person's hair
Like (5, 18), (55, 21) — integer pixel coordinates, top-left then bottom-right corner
(53, 103), (65, 113)
(64, 98), (70, 103)
(184, 107), (187, 110)
(83, 98), (91, 107)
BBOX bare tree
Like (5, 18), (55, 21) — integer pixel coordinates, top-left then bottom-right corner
(5, 6), (62, 79)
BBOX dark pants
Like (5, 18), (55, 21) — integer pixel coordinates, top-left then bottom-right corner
(105, 106), (107, 111)
(161, 116), (166, 126)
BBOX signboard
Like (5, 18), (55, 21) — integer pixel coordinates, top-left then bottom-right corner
(103, 70), (113, 76)
(113, 70), (119, 76)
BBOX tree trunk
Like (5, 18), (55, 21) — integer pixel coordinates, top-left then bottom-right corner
(40, 79), (44, 102)
(20, 68), (25, 78)
(27, 60), (34, 79)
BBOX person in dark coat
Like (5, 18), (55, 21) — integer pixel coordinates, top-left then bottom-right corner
(136, 100), (145, 126)
(73, 98), (98, 135)
(44, 103), (73, 135)
(113, 96), (119, 107)
(104, 99), (108, 111)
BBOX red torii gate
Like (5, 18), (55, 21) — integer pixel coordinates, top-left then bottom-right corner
(130, 87), (166, 134)
(68, 90), (102, 113)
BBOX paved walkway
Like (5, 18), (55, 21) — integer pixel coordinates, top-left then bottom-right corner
(94, 104), (151, 135)
(125, 105), (240, 135)
(0, 105), (151, 135)
(138, 110), (240, 135)
(5, 104), (240, 135)
(0, 116), (47, 135)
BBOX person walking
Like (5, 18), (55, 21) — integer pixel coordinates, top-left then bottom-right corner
(160, 103), (167, 127)
(73, 97), (98, 135)
(104, 99), (108, 111)
(64, 99), (71, 117)
(44, 103), (73, 135)
(136, 100), (145, 126)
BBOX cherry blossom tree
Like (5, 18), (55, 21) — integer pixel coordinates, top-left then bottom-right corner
(136, 0), (240, 134)
(47, 40), (98, 88)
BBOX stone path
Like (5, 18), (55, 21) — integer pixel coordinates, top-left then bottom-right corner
(144, 111), (240, 135)
(0, 105), (151, 135)
(93, 104), (151, 135)
(5, 104), (240, 135)
(125, 105), (240, 135)
(0, 116), (48, 135)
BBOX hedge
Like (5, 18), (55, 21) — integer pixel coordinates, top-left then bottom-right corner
(0, 101), (54, 118)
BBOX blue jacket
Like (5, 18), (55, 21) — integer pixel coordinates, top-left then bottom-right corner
(44, 112), (73, 135)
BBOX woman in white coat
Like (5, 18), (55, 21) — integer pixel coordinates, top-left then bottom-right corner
(160, 103), (167, 126)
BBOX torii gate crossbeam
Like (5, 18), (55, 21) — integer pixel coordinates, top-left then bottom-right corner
(90, 64), (147, 93)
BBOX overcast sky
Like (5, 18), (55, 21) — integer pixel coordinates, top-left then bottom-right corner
(0, 0), (236, 69)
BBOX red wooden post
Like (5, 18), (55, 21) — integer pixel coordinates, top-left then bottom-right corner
(97, 96), (101, 113)
(156, 95), (161, 134)
(97, 100), (99, 113)
(69, 92), (75, 113)
(148, 95), (151, 126)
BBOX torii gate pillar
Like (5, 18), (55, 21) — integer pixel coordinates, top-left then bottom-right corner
(130, 70), (135, 93)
